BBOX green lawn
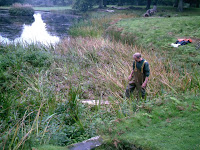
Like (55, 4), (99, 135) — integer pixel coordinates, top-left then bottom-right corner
(0, 6), (10, 9)
(98, 96), (200, 150)
(108, 15), (200, 71)
(33, 6), (72, 11)
(0, 6), (72, 11)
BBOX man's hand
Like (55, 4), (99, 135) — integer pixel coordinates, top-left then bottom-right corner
(128, 71), (133, 81)
(128, 74), (132, 81)
(142, 82), (147, 88)
(142, 77), (149, 88)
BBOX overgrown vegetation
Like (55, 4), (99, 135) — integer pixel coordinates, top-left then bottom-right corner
(0, 43), (114, 149)
(0, 5), (200, 150)
(9, 3), (34, 16)
(67, 6), (200, 150)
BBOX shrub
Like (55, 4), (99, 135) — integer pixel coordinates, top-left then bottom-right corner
(72, 0), (92, 12)
(9, 3), (34, 16)
(0, 44), (53, 93)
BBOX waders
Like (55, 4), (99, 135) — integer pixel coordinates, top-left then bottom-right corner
(126, 61), (147, 99)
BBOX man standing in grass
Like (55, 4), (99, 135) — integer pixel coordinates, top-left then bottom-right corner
(126, 53), (150, 99)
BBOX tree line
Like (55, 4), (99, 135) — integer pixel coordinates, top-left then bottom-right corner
(0, 0), (73, 6)
(0, 0), (199, 11)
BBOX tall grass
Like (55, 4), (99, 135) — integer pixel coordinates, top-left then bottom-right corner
(0, 42), (115, 149)
(58, 37), (197, 99)
(69, 12), (136, 38)
(9, 3), (34, 16)
(0, 44), (59, 149)
(56, 36), (199, 149)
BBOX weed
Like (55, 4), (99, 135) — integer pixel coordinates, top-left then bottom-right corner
(9, 3), (34, 16)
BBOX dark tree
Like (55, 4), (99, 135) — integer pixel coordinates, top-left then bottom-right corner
(154, 0), (158, 5)
(0, 0), (25, 6)
(146, 0), (152, 9)
(178, 0), (183, 11)
(53, 0), (57, 5)
(99, 0), (103, 8)
(73, 0), (96, 11)
(118, 0), (123, 6)
(196, 0), (199, 7)
(185, 0), (200, 8)
(174, 0), (179, 7)
(103, 0), (107, 7)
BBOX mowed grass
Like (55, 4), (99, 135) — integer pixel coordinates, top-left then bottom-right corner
(33, 6), (72, 11)
(107, 13), (200, 71)
(153, 6), (200, 17)
(0, 6), (72, 11)
(107, 5), (200, 17)
(98, 96), (200, 150)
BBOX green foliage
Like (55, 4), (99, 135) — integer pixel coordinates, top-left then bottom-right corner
(0, 44), (55, 149)
(98, 96), (200, 150)
(24, 50), (53, 67)
(0, 42), (115, 149)
(0, 0), (22, 6)
(35, 145), (68, 150)
(72, 0), (95, 11)
(69, 26), (102, 37)
(33, 6), (72, 11)
(0, 44), (53, 92)
(67, 86), (84, 129)
(9, 3), (34, 16)
(69, 11), (132, 37)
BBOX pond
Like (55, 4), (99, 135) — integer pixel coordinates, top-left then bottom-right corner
(0, 9), (79, 45)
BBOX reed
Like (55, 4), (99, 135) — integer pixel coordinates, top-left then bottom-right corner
(69, 13), (136, 38)
(9, 3), (34, 16)
(58, 37), (194, 101)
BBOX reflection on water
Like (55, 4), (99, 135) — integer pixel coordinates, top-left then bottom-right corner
(0, 9), (34, 40)
(0, 13), (59, 45)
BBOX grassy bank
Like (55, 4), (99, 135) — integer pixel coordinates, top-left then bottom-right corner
(0, 6), (200, 150)
(106, 15), (200, 71)
(0, 6), (72, 11)
(67, 6), (200, 150)
(1, 38), (198, 149)
(33, 6), (72, 11)
(70, 6), (200, 72)
(98, 95), (200, 150)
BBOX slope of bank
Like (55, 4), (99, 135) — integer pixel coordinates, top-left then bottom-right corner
(37, 6), (200, 150)
(1, 6), (199, 150)
(106, 16), (200, 72)
(95, 7), (200, 150)
(97, 95), (200, 150)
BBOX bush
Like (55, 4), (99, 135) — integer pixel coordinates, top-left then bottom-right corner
(9, 3), (34, 16)
(72, 0), (93, 11)
(0, 44), (53, 93)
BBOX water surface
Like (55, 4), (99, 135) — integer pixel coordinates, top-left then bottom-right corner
(0, 10), (79, 45)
